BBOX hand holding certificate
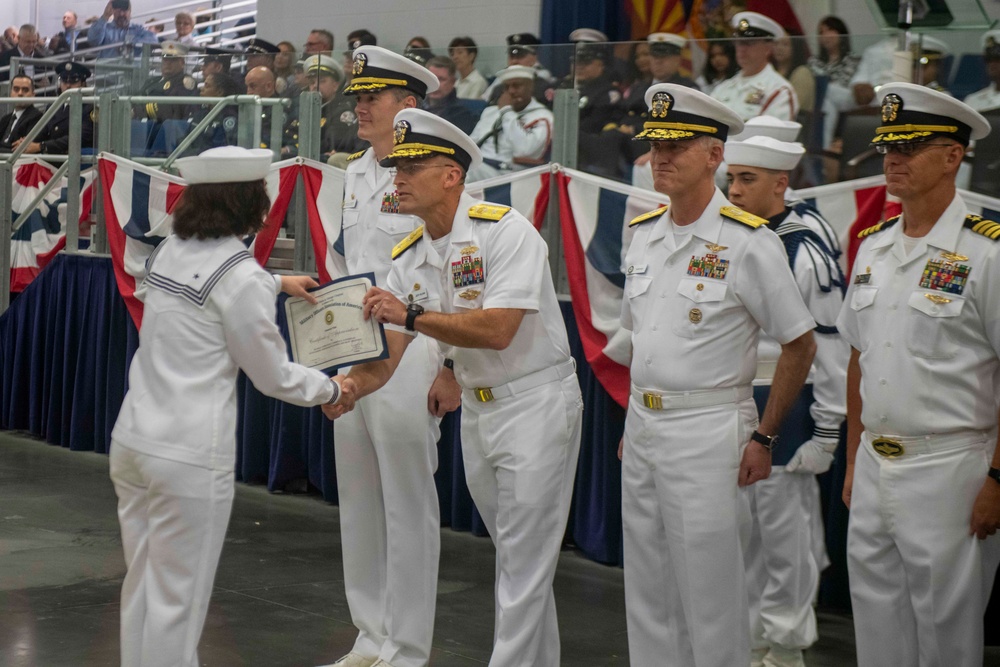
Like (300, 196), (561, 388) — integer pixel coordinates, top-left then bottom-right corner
(283, 272), (389, 373)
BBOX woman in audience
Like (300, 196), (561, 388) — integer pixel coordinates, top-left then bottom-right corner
(449, 36), (488, 99)
(274, 40), (299, 95)
(623, 40), (652, 101)
(773, 28), (815, 113)
(808, 16), (861, 146)
(696, 39), (737, 94)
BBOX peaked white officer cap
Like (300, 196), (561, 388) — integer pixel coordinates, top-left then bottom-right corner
(304, 54), (343, 80)
(569, 28), (608, 43)
(635, 83), (744, 141)
(914, 35), (949, 62)
(647, 33), (687, 49)
(731, 11), (786, 40)
(495, 65), (536, 84)
(730, 116), (802, 142)
(873, 82), (990, 145)
(160, 41), (190, 58)
(381, 108), (483, 172)
(726, 135), (805, 171)
(345, 45), (439, 98)
(175, 146), (273, 184)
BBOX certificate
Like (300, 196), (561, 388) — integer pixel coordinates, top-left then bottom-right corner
(283, 272), (388, 373)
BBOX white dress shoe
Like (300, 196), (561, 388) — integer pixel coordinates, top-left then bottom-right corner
(316, 653), (379, 667)
(763, 645), (806, 667)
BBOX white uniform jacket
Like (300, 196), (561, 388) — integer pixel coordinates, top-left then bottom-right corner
(342, 148), (425, 288)
(621, 188), (815, 392)
(112, 235), (335, 472)
(386, 192), (572, 389)
(710, 63), (799, 121)
(963, 85), (1000, 113)
(468, 99), (553, 181)
(837, 194), (1000, 436)
(756, 209), (848, 441)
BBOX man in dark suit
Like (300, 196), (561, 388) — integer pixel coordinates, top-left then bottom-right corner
(0, 24), (50, 82)
(0, 72), (42, 151)
(13, 61), (94, 155)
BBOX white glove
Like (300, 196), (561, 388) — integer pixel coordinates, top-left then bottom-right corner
(785, 438), (838, 474)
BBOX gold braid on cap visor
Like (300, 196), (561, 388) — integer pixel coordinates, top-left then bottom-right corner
(872, 123), (958, 143)
(635, 121), (719, 141)
(345, 76), (410, 91)
(386, 143), (457, 160)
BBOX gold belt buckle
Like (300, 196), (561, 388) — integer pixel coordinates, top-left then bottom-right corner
(474, 387), (494, 403)
(872, 437), (905, 458)
(643, 392), (663, 410)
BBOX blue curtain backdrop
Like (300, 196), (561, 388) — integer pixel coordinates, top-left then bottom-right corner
(540, 0), (631, 45)
(2, 253), (998, 637)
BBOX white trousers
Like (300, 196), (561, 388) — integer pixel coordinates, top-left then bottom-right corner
(110, 442), (234, 667)
(460, 373), (583, 667)
(333, 335), (442, 667)
(848, 431), (1000, 667)
(746, 468), (820, 651)
(622, 397), (756, 667)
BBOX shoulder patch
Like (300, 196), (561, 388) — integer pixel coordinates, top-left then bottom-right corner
(629, 205), (668, 227)
(720, 205), (766, 229)
(392, 225), (424, 260)
(964, 214), (1000, 240)
(183, 76), (196, 90)
(346, 150), (366, 162)
(468, 203), (511, 222)
(857, 214), (900, 239)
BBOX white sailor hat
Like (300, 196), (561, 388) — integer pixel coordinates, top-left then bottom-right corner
(569, 28), (608, 43)
(635, 83), (744, 141)
(983, 30), (1000, 58)
(647, 32), (686, 57)
(381, 108), (482, 172)
(726, 135), (805, 171)
(873, 82), (990, 146)
(730, 116), (801, 142)
(731, 11), (785, 40)
(175, 146), (273, 184)
(495, 65), (536, 84)
(160, 41), (189, 58)
(914, 35), (949, 63)
(304, 54), (343, 80)
(344, 45), (439, 98)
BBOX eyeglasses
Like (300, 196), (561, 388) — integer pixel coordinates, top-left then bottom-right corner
(394, 163), (452, 176)
(874, 142), (955, 155)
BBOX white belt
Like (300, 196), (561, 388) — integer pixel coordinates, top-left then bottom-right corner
(866, 430), (989, 459)
(755, 359), (777, 383)
(631, 384), (753, 410)
(469, 359), (576, 403)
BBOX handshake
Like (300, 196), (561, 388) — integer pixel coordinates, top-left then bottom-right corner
(323, 375), (358, 420)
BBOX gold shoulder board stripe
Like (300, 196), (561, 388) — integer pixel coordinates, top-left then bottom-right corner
(857, 214), (900, 239)
(346, 150), (366, 162)
(720, 205), (766, 229)
(965, 214), (1000, 240)
(469, 203), (511, 222)
(629, 205), (668, 227)
(392, 225), (424, 260)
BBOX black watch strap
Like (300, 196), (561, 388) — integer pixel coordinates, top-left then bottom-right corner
(751, 430), (776, 451)
(989, 467), (1000, 485)
(405, 303), (424, 331)
(443, 358), (454, 370)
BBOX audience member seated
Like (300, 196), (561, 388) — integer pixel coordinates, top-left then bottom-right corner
(244, 66), (299, 157)
(49, 11), (87, 54)
(87, 0), (159, 58)
(964, 30), (1000, 112)
(274, 41), (300, 97)
(449, 36), (488, 100)
(423, 56), (479, 134)
(0, 71), (42, 152)
(13, 61), (94, 155)
(185, 72), (240, 154)
(301, 54), (364, 158)
(622, 39), (652, 102)
(404, 36), (434, 65)
(712, 12), (798, 121)
(342, 30), (376, 80)
(849, 35), (901, 106)
(236, 38), (281, 92)
(139, 42), (197, 122)
(202, 47), (235, 79)
(174, 12), (197, 46)
(0, 24), (49, 82)
(482, 33), (556, 105)
(468, 65), (553, 181)
(912, 36), (950, 92)
(696, 39), (737, 94)
(303, 28), (333, 57)
(808, 15), (860, 146)
(569, 28), (627, 89)
(773, 29), (815, 113)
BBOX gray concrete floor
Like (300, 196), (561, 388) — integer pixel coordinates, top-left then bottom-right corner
(1, 431), (996, 666)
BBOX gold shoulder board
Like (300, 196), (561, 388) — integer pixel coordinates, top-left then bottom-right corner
(964, 214), (1000, 240)
(720, 205), (766, 229)
(857, 214), (900, 239)
(346, 150), (367, 162)
(392, 225), (424, 260)
(629, 205), (668, 227)
(469, 203), (511, 222)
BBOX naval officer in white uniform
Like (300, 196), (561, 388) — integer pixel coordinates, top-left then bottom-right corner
(325, 109), (583, 667)
(839, 83), (1000, 667)
(110, 146), (346, 667)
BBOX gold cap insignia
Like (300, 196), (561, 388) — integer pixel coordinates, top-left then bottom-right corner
(393, 119), (410, 146)
(881, 93), (902, 123)
(651, 91), (672, 119)
(739, 19), (750, 31)
(352, 53), (367, 76)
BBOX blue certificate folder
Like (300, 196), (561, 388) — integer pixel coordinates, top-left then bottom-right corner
(279, 271), (390, 375)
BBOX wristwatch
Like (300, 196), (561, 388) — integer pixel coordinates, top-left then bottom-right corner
(750, 431), (779, 452)
(443, 358), (454, 370)
(405, 302), (425, 331)
(989, 467), (1000, 485)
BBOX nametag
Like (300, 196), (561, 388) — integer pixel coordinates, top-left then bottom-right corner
(626, 264), (647, 275)
(407, 284), (429, 303)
